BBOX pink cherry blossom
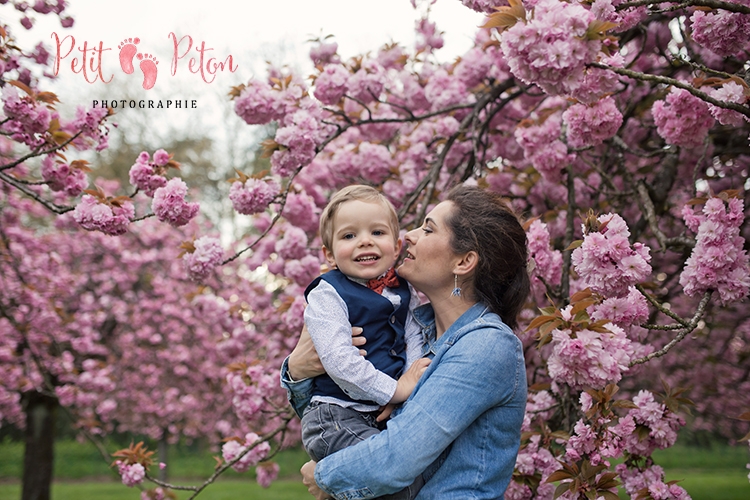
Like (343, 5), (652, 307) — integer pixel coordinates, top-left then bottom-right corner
(128, 152), (168, 197)
(652, 87), (715, 148)
(73, 194), (134, 236)
(572, 214), (652, 298)
(221, 432), (271, 473)
(679, 197), (750, 304)
(313, 64), (350, 105)
(707, 81), (749, 127)
(563, 97), (623, 148)
(234, 80), (284, 125)
(40, 155), (88, 197)
(229, 178), (280, 215)
(152, 178), (199, 227)
(547, 323), (634, 389)
(690, 9), (750, 57)
(183, 236), (223, 282)
(499, 0), (601, 97)
(116, 462), (145, 487)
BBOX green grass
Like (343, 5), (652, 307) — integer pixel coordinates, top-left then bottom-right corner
(0, 480), (309, 500)
(1, 438), (748, 499)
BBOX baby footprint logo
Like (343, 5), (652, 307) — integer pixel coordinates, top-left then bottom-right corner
(136, 53), (158, 90)
(118, 37), (140, 74)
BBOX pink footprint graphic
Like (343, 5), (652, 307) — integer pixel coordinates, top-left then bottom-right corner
(136, 53), (158, 90)
(117, 37), (140, 74)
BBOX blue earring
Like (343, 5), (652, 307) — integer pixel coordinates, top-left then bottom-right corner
(451, 274), (462, 298)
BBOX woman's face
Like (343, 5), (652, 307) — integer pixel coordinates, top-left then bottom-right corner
(398, 201), (459, 295)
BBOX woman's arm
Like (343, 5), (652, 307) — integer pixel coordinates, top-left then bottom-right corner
(312, 326), (523, 498)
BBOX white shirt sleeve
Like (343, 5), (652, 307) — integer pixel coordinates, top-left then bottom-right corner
(304, 280), (398, 406)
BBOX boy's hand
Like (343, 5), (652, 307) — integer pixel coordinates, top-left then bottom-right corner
(376, 403), (397, 423)
(389, 357), (431, 404)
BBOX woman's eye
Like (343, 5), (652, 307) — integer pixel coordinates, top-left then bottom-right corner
(421, 226), (432, 234)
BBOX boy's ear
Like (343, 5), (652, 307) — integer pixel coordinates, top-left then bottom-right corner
(322, 246), (337, 269)
(395, 238), (403, 255)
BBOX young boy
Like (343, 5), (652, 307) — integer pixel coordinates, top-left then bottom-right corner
(300, 185), (427, 495)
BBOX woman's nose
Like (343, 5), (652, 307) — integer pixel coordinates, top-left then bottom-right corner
(404, 229), (417, 245)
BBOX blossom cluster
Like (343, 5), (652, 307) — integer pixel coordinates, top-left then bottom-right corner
(128, 150), (170, 197)
(616, 463), (690, 500)
(572, 214), (652, 298)
(707, 81), (749, 127)
(228, 364), (282, 423)
(72, 195), (135, 236)
(563, 97), (623, 149)
(679, 197), (750, 304)
(547, 319), (634, 389)
(505, 434), (559, 499)
(1, 85), (51, 148)
(690, 8), (750, 57)
(152, 178), (199, 227)
(64, 105), (110, 152)
(514, 111), (575, 182)
(40, 155), (88, 197)
(229, 178), (280, 215)
(652, 88), (715, 148)
(621, 390), (685, 456)
(526, 219), (563, 301)
(498, 0), (601, 97)
(182, 236), (223, 282)
(220, 432), (271, 473)
(115, 461), (146, 488)
(590, 286), (649, 329)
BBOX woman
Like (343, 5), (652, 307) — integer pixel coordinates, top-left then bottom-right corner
(282, 185), (530, 499)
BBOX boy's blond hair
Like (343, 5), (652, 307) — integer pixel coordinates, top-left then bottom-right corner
(319, 185), (400, 249)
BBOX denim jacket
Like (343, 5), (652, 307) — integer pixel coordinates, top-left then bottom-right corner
(281, 302), (527, 499)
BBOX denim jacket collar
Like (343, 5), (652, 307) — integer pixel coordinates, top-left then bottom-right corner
(413, 302), (492, 356)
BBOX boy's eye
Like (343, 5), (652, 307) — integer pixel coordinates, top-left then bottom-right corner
(372, 230), (385, 236)
(343, 233), (355, 240)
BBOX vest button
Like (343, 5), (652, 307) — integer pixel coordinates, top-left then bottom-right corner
(390, 349), (398, 356)
(390, 316), (396, 324)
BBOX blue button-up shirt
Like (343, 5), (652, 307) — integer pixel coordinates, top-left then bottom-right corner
(281, 302), (527, 499)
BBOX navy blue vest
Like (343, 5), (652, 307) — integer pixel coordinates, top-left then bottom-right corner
(305, 268), (410, 405)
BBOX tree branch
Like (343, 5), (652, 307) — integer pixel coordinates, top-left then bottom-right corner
(588, 63), (750, 118)
(617, 0), (750, 14)
(0, 171), (74, 214)
(630, 290), (712, 366)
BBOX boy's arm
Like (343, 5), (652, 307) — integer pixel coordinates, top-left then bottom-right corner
(306, 281), (397, 405)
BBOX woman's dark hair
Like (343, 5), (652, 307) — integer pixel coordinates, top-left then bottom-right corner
(445, 185), (530, 330)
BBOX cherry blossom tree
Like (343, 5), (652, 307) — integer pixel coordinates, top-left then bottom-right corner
(2, 0), (750, 499)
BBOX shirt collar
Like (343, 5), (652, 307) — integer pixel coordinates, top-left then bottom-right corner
(413, 302), (491, 354)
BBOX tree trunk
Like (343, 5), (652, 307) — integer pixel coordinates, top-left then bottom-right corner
(21, 391), (57, 500)
(158, 432), (168, 482)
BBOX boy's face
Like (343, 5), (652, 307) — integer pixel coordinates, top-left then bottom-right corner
(323, 199), (401, 281)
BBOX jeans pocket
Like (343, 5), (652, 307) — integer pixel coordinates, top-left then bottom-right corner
(301, 404), (329, 462)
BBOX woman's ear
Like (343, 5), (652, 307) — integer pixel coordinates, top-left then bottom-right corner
(453, 250), (478, 277)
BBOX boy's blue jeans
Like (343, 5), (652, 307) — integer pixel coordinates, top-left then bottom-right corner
(301, 401), (423, 500)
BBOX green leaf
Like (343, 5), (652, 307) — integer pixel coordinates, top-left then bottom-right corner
(553, 481), (571, 499)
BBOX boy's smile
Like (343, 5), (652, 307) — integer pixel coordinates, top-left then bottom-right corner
(323, 199), (401, 281)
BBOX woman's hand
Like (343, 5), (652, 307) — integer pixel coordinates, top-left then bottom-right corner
(289, 326), (366, 380)
(301, 460), (331, 499)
